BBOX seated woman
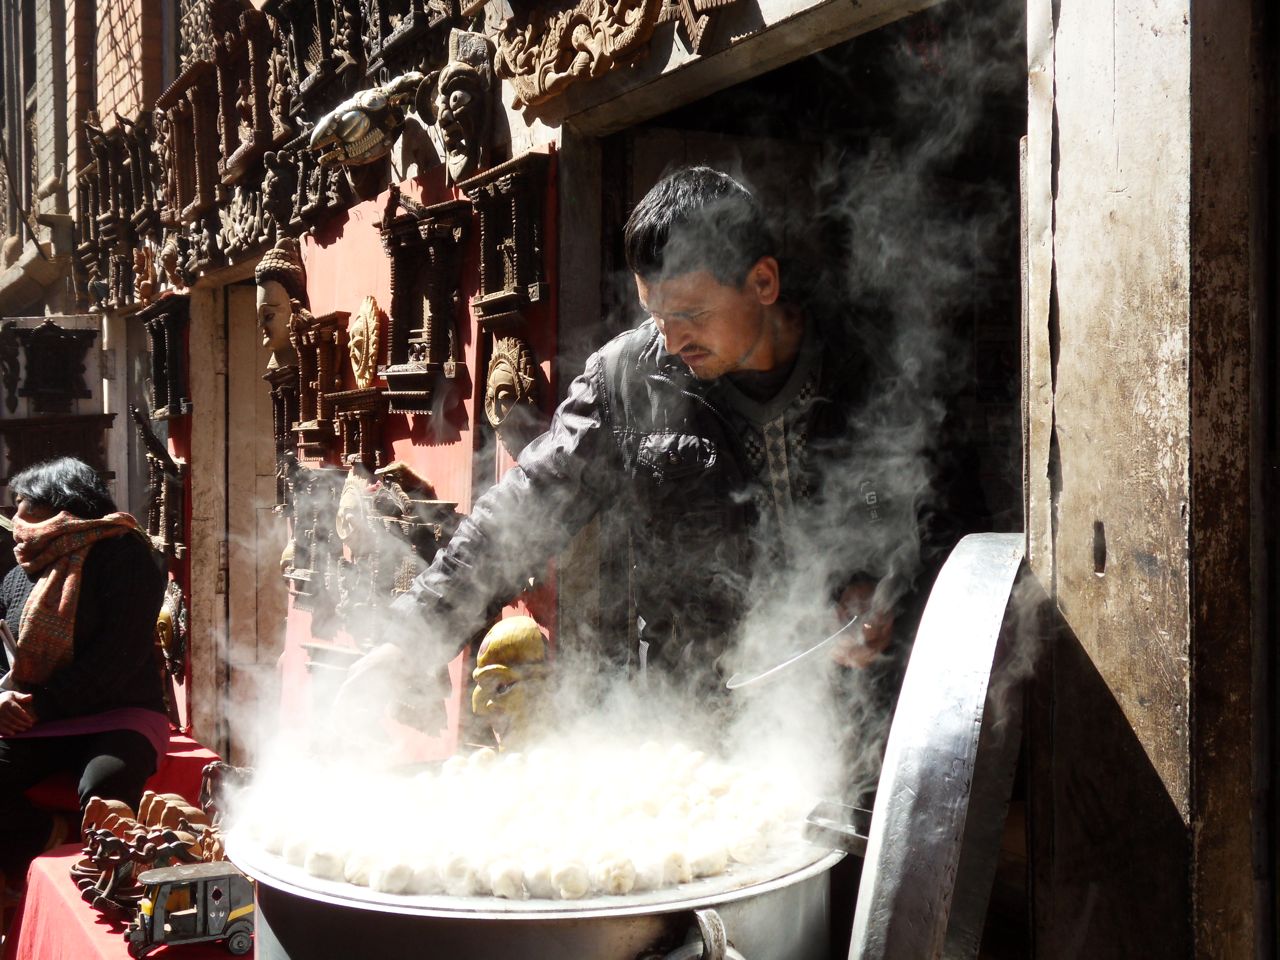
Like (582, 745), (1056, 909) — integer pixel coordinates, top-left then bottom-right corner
(0, 458), (168, 894)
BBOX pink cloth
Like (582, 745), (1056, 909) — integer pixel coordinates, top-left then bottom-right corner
(2, 707), (171, 760)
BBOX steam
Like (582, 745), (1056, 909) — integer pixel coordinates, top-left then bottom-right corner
(228, 0), (1027, 845)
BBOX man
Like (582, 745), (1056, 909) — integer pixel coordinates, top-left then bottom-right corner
(343, 166), (931, 728)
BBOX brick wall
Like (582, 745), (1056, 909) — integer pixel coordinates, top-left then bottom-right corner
(33, 0), (66, 217)
(96, 0), (165, 131)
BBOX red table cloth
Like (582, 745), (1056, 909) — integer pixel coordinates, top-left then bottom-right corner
(3, 845), (236, 960)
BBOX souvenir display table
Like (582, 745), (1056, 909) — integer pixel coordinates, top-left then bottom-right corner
(5, 733), (228, 960)
(3, 846), (232, 960)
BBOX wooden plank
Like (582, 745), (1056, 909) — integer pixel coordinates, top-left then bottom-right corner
(1187, 0), (1258, 950)
(1047, 0), (1192, 815)
(187, 287), (229, 756)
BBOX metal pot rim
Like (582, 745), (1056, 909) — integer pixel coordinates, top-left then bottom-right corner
(228, 837), (844, 921)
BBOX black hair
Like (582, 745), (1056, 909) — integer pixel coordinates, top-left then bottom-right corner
(623, 166), (777, 287)
(10, 457), (117, 519)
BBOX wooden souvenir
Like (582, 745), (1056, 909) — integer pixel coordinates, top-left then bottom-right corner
(378, 187), (469, 413)
(290, 309), (348, 461)
(16, 320), (97, 414)
(138, 296), (195, 419)
(429, 29), (493, 184)
(360, 0), (453, 77)
(459, 152), (548, 329)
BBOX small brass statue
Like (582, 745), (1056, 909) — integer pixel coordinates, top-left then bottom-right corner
(471, 616), (550, 750)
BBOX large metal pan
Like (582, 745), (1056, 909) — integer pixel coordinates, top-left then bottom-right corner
(230, 837), (843, 960)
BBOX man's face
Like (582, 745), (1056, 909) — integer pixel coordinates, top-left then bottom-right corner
(635, 260), (779, 380)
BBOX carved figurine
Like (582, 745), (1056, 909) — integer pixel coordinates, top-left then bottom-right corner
(428, 29), (494, 183)
(309, 72), (428, 168)
(254, 237), (307, 370)
(484, 336), (542, 455)
(156, 580), (189, 680)
(348, 295), (382, 390)
(471, 616), (551, 750)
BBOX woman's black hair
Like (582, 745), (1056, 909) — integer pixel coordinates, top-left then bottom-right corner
(10, 457), (117, 519)
(623, 166), (777, 287)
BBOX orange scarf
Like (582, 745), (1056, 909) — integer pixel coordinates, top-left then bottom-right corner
(9, 511), (141, 686)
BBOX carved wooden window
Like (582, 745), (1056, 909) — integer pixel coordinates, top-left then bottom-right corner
(263, 364), (299, 509)
(156, 61), (219, 225)
(377, 188), (469, 413)
(283, 464), (346, 625)
(460, 152), (549, 330)
(16, 320), (97, 414)
(139, 296), (194, 420)
(290, 309), (347, 462)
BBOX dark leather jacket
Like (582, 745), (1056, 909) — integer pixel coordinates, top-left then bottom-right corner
(391, 318), (921, 681)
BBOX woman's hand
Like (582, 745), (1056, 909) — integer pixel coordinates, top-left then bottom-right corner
(831, 581), (895, 669)
(0, 690), (37, 736)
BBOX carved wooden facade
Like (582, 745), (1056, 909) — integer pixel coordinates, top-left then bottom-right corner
(139, 296), (195, 419)
(460, 152), (549, 330)
(378, 188), (469, 412)
(16, 320), (97, 414)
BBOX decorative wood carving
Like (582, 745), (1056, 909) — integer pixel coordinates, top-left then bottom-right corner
(378, 187), (469, 413)
(494, 0), (663, 109)
(184, 212), (228, 277)
(271, 132), (355, 231)
(429, 29), (493, 184)
(348, 295), (382, 390)
(309, 71), (427, 168)
(658, 0), (738, 54)
(283, 462), (347, 629)
(369, 461), (459, 588)
(218, 184), (273, 261)
(119, 111), (161, 239)
(459, 152), (549, 329)
(16, 320), (97, 414)
(0, 414), (116, 486)
(79, 124), (135, 311)
(264, 365), (300, 508)
(290, 309), (348, 460)
(360, 0), (453, 77)
(130, 404), (188, 558)
(139, 296), (195, 419)
(484, 335), (541, 456)
(156, 60), (220, 225)
(134, 246), (159, 306)
(264, 0), (366, 119)
(0, 321), (19, 414)
(329, 388), (388, 470)
(261, 149), (299, 236)
(212, 1), (279, 184)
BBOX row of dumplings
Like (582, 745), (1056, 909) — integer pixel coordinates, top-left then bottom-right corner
(234, 741), (812, 900)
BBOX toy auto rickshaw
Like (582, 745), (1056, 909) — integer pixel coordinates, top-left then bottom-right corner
(124, 861), (254, 958)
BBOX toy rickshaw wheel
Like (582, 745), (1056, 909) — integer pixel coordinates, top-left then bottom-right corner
(227, 930), (252, 955)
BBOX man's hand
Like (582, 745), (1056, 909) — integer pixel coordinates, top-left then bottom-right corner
(333, 643), (447, 740)
(0, 690), (37, 736)
(831, 581), (894, 669)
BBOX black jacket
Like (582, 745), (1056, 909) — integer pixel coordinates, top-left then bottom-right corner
(0, 530), (168, 721)
(392, 318), (944, 684)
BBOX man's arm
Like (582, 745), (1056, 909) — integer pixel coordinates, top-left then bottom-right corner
(384, 351), (621, 661)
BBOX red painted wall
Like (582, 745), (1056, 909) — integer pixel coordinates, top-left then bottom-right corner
(277, 148), (558, 761)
